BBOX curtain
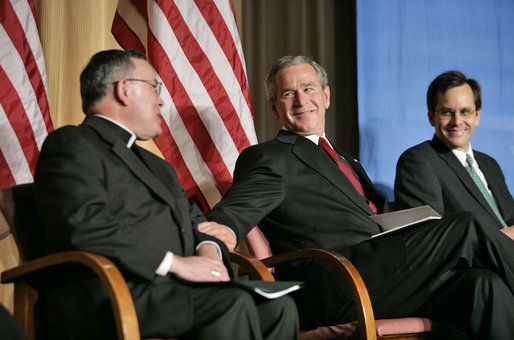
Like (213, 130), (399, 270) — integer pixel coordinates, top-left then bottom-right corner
(241, 0), (359, 156)
(357, 0), (514, 200)
(0, 0), (247, 312)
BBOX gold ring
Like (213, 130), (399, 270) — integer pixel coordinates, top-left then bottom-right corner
(211, 270), (221, 277)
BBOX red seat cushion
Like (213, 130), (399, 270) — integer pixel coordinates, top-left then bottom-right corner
(299, 318), (434, 339)
(375, 317), (434, 336)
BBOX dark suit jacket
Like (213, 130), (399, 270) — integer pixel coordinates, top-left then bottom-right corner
(34, 115), (230, 338)
(208, 131), (409, 315)
(394, 135), (514, 227)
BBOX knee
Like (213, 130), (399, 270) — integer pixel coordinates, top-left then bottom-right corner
(258, 295), (299, 339)
(272, 295), (299, 333)
(266, 295), (298, 318)
(226, 288), (257, 308)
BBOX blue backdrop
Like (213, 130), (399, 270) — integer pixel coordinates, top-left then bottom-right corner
(357, 0), (514, 201)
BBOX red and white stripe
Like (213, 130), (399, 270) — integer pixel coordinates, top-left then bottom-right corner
(0, 0), (53, 188)
(112, 0), (257, 212)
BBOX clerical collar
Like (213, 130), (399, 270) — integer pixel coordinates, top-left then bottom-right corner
(93, 114), (137, 148)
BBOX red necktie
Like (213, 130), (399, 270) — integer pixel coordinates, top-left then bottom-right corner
(319, 137), (377, 214)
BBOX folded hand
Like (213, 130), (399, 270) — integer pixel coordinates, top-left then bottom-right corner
(198, 221), (237, 250)
(169, 246), (230, 282)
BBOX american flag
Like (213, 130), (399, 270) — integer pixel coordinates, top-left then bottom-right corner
(112, 0), (257, 212)
(0, 0), (53, 188)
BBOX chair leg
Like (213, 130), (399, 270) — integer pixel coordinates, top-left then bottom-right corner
(13, 282), (37, 340)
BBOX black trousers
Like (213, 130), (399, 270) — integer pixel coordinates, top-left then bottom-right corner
(369, 212), (514, 339)
(181, 285), (299, 340)
(41, 276), (299, 340)
(288, 212), (514, 339)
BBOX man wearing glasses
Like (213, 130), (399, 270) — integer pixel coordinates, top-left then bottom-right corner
(395, 71), (514, 237)
(33, 49), (298, 339)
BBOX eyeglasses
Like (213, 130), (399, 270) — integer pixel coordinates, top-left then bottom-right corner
(112, 78), (162, 95)
(434, 108), (477, 120)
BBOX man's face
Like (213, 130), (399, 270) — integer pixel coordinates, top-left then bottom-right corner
(428, 83), (481, 152)
(270, 63), (330, 137)
(123, 58), (164, 140)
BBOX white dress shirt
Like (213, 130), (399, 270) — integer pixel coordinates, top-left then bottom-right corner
(452, 146), (494, 197)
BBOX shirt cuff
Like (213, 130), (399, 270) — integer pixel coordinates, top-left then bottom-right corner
(155, 251), (174, 276)
(224, 225), (237, 240)
(196, 241), (223, 259)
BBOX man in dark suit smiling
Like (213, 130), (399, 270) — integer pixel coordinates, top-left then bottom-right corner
(207, 56), (514, 339)
(395, 71), (514, 236)
(34, 49), (298, 340)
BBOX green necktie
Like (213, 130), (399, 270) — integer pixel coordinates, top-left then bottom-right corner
(465, 154), (507, 228)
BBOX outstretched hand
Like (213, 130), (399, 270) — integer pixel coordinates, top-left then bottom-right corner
(198, 221), (237, 251)
(168, 244), (230, 282)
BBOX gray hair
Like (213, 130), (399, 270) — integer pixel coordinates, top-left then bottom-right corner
(265, 55), (328, 102)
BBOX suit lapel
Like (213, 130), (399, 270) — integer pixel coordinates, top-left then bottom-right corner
(83, 116), (184, 226)
(432, 137), (499, 222)
(277, 131), (374, 214)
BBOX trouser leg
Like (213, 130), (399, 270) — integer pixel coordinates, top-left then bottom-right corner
(184, 286), (263, 340)
(369, 212), (514, 337)
(254, 295), (299, 340)
(419, 268), (514, 340)
(334, 212), (513, 324)
(280, 212), (514, 330)
(401, 212), (514, 292)
(184, 286), (298, 340)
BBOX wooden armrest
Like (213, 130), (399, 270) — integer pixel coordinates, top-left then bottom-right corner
(1, 251), (139, 340)
(230, 251), (275, 281)
(259, 248), (377, 340)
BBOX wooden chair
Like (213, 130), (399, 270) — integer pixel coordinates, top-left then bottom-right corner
(0, 183), (464, 339)
(0, 184), (277, 340)
(0, 183), (141, 339)
(237, 226), (466, 340)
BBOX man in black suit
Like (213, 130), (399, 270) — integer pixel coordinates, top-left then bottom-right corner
(207, 56), (514, 339)
(34, 49), (298, 339)
(395, 71), (514, 237)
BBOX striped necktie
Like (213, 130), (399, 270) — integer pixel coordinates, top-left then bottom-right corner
(465, 154), (507, 227)
(319, 137), (377, 214)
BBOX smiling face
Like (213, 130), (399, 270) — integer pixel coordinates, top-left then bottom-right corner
(122, 58), (164, 140)
(428, 83), (481, 152)
(269, 63), (330, 137)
